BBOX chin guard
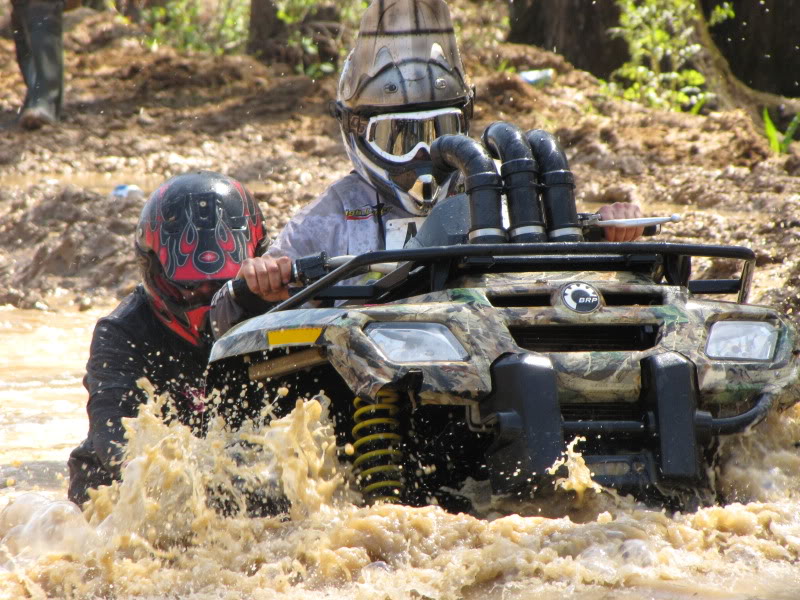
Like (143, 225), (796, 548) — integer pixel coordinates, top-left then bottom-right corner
(410, 174), (435, 212)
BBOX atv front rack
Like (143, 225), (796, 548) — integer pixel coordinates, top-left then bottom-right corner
(270, 242), (755, 311)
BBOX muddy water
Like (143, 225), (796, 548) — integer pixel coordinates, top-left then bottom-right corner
(1, 305), (800, 600)
(0, 173), (165, 198)
(0, 304), (110, 495)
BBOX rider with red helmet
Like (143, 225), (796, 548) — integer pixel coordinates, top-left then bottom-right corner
(135, 170), (266, 346)
(68, 170), (267, 506)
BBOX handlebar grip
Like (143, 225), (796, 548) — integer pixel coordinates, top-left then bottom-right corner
(583, 224), (659, 242)
(231, 277), (250, 297)
(230, 278), (276, 314)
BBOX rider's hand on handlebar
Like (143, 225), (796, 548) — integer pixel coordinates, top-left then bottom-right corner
(597, 202), (645, 242)
(237, 256), (292, 302)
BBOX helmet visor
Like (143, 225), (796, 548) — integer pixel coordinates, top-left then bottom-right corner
(365, 108), (465, 163)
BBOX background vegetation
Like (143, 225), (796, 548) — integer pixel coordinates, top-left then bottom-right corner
(7, 0), (792, 147)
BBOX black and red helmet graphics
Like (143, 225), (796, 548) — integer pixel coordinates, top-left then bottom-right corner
(135, 171), (266, 345)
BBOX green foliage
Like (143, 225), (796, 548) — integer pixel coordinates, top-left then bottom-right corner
(763, 109), (800, 154)
(143, 0), (248, 55)
(708, 1), (735, 26)
(275, 0), (365, 26)
(495, 59), (517, 74)
(277, 0), (367, 77)
(141, 0), (367, 70)
(606, 0), (733, 112)
(288, 30), (335, 78)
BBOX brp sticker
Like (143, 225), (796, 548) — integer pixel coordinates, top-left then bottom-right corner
(561, 283), (601, 313)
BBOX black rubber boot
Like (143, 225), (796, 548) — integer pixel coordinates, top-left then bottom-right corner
(11, 0), (64, 129)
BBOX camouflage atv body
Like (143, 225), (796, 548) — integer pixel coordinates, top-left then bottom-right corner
(209, 127), (800, 510)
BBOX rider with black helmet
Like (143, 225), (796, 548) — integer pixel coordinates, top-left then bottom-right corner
(210, 0), (643, 335)
(67, 170), (267, 506)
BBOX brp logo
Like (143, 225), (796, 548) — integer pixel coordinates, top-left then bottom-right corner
(561, 282), (601, 313)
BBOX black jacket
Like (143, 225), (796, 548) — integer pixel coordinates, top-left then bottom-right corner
(68, 286), (211, 505)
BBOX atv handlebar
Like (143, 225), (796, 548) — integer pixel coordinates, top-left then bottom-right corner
(229, 253), (400, 310)
(293, 253), (397, 284)
(579, 213), (669, 241)
(580, 213), (681, 229)
(232, 212), (678, 303)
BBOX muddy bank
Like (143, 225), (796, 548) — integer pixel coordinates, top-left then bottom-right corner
(0, 9), (799, 321)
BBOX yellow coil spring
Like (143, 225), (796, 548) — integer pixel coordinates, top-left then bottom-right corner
(351, 389), (404, 504)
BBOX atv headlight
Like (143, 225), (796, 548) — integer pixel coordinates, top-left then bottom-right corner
(705, 321), (779, 361)
(365, 322), (469, 363)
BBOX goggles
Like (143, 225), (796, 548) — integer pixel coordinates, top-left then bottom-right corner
(364, 107), (465, 163)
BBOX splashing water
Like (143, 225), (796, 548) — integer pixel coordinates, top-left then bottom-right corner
(2, 386), (800, 599)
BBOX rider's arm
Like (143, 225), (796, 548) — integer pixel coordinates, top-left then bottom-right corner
(208, 254), (291, 339)
(209, 183), (350, 338)
(83, 319), (151, 479)
(209, 284), (249, 339)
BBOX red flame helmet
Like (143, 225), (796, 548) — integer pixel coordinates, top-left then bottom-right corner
(135, 171), (266, 346)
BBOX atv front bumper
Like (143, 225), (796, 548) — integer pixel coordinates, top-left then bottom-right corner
(480, 351), (773, 494)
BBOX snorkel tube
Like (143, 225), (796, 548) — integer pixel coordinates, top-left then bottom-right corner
(525, 129), (583, 242)
(482, 121), (547, 243)
(431, 134), (505, 244)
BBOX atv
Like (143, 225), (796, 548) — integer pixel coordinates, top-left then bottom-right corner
(208, 122), (800, 512)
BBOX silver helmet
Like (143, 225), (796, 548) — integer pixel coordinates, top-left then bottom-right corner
(333, 0), (473, 215)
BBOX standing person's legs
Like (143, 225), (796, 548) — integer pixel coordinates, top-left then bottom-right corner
(11, 0), (64, 129)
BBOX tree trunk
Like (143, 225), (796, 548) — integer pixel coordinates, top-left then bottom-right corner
(700, 0), (800, 99)
(692, 11), (800, 129)
(507, 0), (627, 79)
(247, 0), (286, 59)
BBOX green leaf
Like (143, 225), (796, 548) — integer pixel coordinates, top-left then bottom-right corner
(709, 2), (735, 26)
(780, 113), (800, 152)
(689, 97), (707, 115)
(763, 108), (782, 154)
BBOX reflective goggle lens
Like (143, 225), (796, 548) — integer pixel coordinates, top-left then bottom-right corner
(366, 109), (464, 162)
